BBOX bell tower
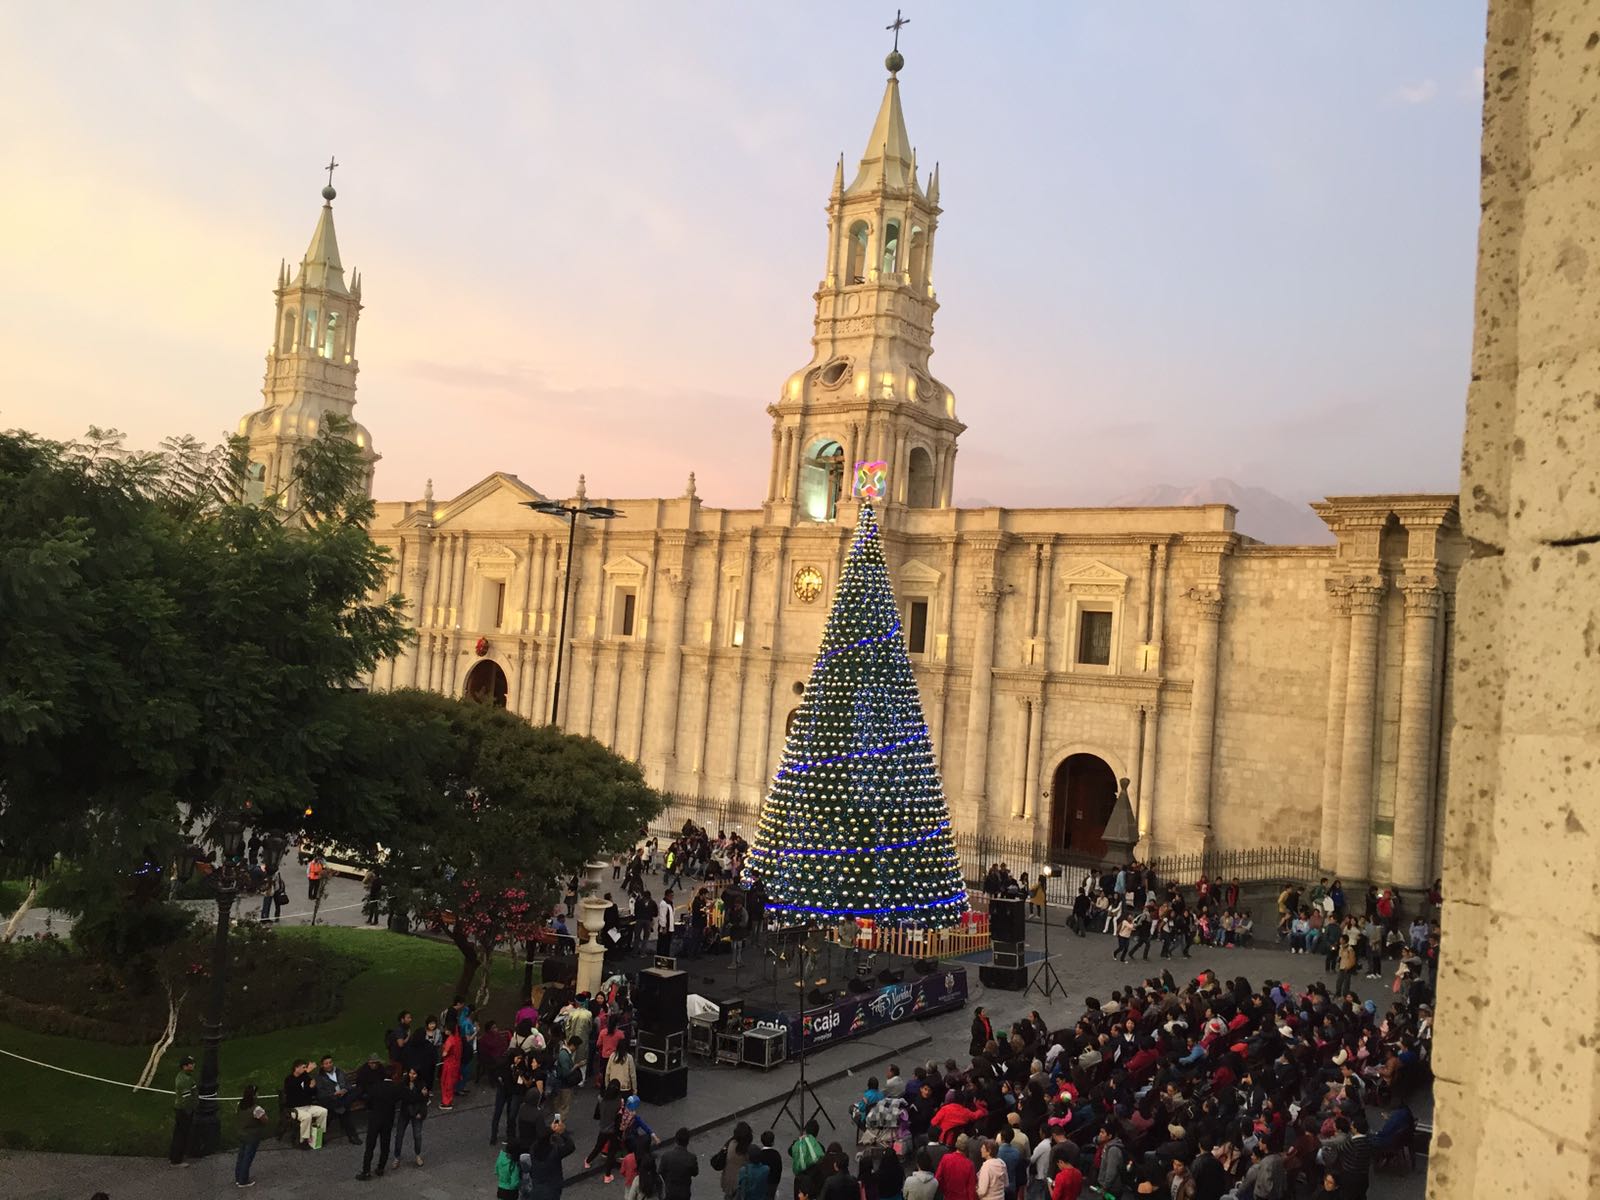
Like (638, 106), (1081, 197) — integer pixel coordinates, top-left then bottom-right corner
(237, 163), (378, 505)
(766, 41), (964, 524)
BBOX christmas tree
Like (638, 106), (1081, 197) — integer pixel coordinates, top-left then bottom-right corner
(745, 490), (968, 927)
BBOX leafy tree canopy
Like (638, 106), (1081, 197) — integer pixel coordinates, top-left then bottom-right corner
(0, 421), (407, 888)
(313, 690), (665, 998)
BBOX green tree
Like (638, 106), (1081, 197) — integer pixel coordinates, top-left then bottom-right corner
(327, 690), (664, 1001)
(745, 499), (968, 927)
(0, 420), (407, 911)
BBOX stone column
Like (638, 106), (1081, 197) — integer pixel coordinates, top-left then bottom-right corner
(1024, 694), (1044, 820)
(939, 448), (957, 507)
(768, 429), (783, 502)
(654, 573), (690, 767)
(1319, 583), (1352, 870)
(749, 671), (776, 801)
(1335, 579), (1384, 881)
(1137, 703), (1159, 841)
(1181, 587), (1224, 848)
(1392, 575), (1442, 889)
(893, 431), (908, 502)
(691, 661), (714, 786)
(1009, 698), (1031, 818)
(960, 586), (1001, 821)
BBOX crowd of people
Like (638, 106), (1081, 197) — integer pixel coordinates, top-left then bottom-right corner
(831, 958), (1429, 1200)
(168, 833), (1439, 1200)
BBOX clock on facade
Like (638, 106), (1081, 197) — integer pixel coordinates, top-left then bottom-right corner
(793, 565), (824, 603)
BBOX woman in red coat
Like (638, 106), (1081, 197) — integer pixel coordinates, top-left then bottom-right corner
(439, 1023), (464, 1110)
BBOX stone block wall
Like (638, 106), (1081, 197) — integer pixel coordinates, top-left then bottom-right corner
(1429, 2), (1600, 1196)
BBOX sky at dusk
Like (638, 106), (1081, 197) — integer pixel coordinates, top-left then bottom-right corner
(0, 3), (1486, 513)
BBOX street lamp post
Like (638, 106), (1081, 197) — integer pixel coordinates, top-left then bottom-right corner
(177, 821), (287, 1156)
(520, 496), (623, 727)
(519, 494), (621, 1001)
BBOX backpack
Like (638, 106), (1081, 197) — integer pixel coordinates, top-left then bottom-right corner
(738, 1161), (771, 1200)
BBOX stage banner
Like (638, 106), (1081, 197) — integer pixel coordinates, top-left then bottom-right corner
(760, 966), (968, 1055)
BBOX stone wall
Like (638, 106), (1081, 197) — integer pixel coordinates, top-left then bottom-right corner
(368, 490), (1461, 876)
(1429, 2), (1600, 1195)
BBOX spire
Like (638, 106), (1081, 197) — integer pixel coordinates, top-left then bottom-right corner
(927, 162), (940, 205)
(830, 154), (845, 200)
(291, 172), (348, 296)
(845, 55), (917, 196)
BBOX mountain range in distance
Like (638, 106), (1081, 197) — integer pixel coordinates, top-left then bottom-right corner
(1106, 478), (1334, 545)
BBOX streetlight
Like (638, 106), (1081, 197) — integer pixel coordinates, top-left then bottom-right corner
(520, 495), (623, 727)
(176, 819), (287, 1155)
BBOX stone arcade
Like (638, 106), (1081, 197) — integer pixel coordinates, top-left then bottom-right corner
(238, 51), (1464, 882)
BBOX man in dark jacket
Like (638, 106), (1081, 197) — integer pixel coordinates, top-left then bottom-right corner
(753, 1130), (784, 1200)
(658, 1127), (700, 1200)
(358, 1068), (401, 1179)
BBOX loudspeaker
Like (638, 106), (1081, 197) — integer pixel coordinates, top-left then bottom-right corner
(913, 958), (938, 975)
(847, 976), (872, 994)
(806, 988), (832, 1007)
(541, 957), (576, 986)
(991, 940), (1024, 970)
(989, 896), (1026, 943)
(636, 1065), (689, 1104)
(636, 968), (688, 1034)
(876, 968), (905, 986)
(636, 1028), (687, 1072)
(979, 962), (1027, 991)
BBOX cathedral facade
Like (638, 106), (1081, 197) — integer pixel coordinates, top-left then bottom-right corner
(240, 56), (1463, 886)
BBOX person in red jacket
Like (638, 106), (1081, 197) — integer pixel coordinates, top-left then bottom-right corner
(1049, 1155), (1084, 1200)
(934, 1139), (977, 1200)
(931, 1095), (988, 1146)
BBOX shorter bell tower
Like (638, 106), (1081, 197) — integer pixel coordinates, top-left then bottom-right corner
(238, 165), (378, 505)
(767, 41), (964, 524)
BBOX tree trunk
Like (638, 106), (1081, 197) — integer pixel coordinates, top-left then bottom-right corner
(135, 978), (187, 1090)
(1, 878), (39, 942)
(474, 939), (496, 1010)
(449, 925), (481, 1000)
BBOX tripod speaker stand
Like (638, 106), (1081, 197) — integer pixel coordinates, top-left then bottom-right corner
(1024, 868), (1066, 1000)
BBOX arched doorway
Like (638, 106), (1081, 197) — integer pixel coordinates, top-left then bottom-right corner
(463, 659), (509, 708)
(1049, 754), (1119, 860)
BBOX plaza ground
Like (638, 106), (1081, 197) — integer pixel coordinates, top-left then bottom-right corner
(0, 867), (1429, 1200)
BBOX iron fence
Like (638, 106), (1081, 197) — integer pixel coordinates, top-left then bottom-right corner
(651, 795), (1324, 907)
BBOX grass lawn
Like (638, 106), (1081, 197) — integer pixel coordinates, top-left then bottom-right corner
(0, 925), (526, 1156)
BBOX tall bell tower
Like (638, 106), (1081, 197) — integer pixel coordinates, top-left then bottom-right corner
(238, 165), (378, 504)
(766, 41), (964, 524)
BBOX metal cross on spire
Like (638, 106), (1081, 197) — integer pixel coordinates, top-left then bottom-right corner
(324, 156), (339, 189)
(887, 9), (910, 52)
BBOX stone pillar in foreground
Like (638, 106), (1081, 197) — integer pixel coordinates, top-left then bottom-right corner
(1430, 4), (1600, 1196)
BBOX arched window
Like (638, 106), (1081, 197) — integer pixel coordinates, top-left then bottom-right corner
(800, 438), (845, 522)
(846, 221), (869, 284)
(906, 446), (936, 508)
(281, 308), (298, 353)
(323, 310), (339, 358)
(882, 220), (901, 276)
(305, 308), (319, 352)
(908, 227), (927, 289)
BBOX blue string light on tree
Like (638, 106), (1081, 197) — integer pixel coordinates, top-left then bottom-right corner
(745, 464), (968, 928)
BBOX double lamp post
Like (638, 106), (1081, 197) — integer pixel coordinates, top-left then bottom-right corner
(174, 816), (287, 1155)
